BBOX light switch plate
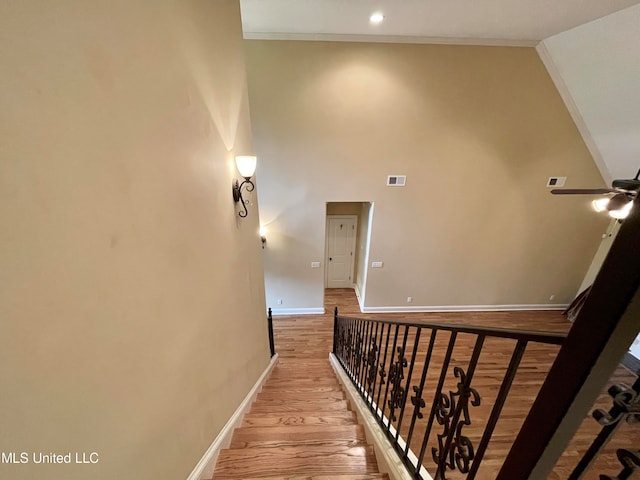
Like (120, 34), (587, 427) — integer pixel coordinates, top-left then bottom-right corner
(311, 262), (320, 268)
(371, 261), (383, 268)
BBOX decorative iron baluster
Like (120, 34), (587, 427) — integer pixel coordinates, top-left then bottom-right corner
(344, 320), (352, 366)
(354, 320), (365, 383)
(381, 325), (400, 424)
(338, 323), (345, 358)
(359, 320), (372, 389)
(348, 318), (356, 373)
(431, 366), (481, 477)
(367, 331), (379, 390)
(417, 331), (458, 474)
(406, 329), (437, 453)
(600, 449), (640, 480)
(396, 327), (421, 440)
(433, 336), (485, 480)
(411, 383), (426, 416)
(376, 324), (392, 411)
(387, 345), (408, 422)
(369, 322), (384, 412)
(569, 376), (640, 480)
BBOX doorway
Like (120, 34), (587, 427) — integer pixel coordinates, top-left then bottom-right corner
(325, 202), (374, 307)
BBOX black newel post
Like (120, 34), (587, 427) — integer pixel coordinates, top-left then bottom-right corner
(267, 307), (275, 357)
(333, 307), (338, 354)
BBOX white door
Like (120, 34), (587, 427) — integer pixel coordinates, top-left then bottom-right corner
(326, 216), (357, 288)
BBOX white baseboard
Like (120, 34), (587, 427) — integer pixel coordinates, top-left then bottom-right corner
(360, 304), (568, 313)
(270, 307), (325, 316)
(353, 285), (367, 313)
(186, 354), (279, 480)
(329, 354), (432, 480)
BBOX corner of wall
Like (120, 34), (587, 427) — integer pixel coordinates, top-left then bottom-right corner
(535, 41), (611, 185)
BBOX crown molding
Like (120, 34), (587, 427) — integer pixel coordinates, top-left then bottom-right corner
(243, 31), (538, 47)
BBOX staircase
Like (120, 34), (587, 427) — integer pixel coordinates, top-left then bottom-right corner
(212, 316), (388, 479)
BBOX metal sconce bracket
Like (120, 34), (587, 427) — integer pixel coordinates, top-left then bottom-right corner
(232, 177), (255, 218)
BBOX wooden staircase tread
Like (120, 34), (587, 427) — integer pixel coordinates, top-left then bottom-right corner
(254, 393), (346, 401)
(241, 413), (358, 427)
(213, 445), (379, 478)
(249, 400), (350, 413)
(213, 475), (389, 480)
(268, 373), (338, 379)
(257, 390), (346, 400)
(229, 436), (368, 449)
(259, 385), (344, 393)
(230, 425), (366, 448)
(266, 378), (341, 386)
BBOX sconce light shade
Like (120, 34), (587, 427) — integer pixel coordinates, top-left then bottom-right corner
(232, 156), (257, 218)
(235, 155), (257, 179)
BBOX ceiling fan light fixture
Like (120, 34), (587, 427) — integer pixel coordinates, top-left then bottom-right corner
(606, 193), (632, 211)
(592, 197), (610, 212)
(608, 201), (633, 220)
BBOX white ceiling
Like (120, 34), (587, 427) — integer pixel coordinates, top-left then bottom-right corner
(240, 0), (640, 45)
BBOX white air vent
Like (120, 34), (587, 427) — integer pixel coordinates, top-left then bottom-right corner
(387, 175), (406, 186)
(547, 176), (567, 187)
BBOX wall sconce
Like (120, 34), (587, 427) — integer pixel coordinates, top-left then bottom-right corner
(259, 226), (267, 249)
(232, 156), (257, 218)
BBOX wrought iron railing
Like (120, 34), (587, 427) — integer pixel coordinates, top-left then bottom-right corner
(332, 307), (566, 480)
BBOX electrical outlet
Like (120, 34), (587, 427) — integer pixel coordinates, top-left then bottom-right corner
(549, 295), (555, 301)
(277, 299), (283, 305)
(407, 296), (413, 303)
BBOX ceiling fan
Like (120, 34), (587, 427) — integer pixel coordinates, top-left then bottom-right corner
(551, 169), (639, 220)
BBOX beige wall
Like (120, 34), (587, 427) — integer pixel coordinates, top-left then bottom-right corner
(326, 202), (364, 216)
(246, 40), (608, 311)
(0, 2), (269, 479)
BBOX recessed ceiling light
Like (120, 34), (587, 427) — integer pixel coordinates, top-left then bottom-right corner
(369, 12), (384, 24)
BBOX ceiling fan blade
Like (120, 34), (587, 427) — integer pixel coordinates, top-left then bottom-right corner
(550, 188), (617, 195)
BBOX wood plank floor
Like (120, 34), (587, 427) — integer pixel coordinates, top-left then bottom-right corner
(213, 288), (638, 479)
